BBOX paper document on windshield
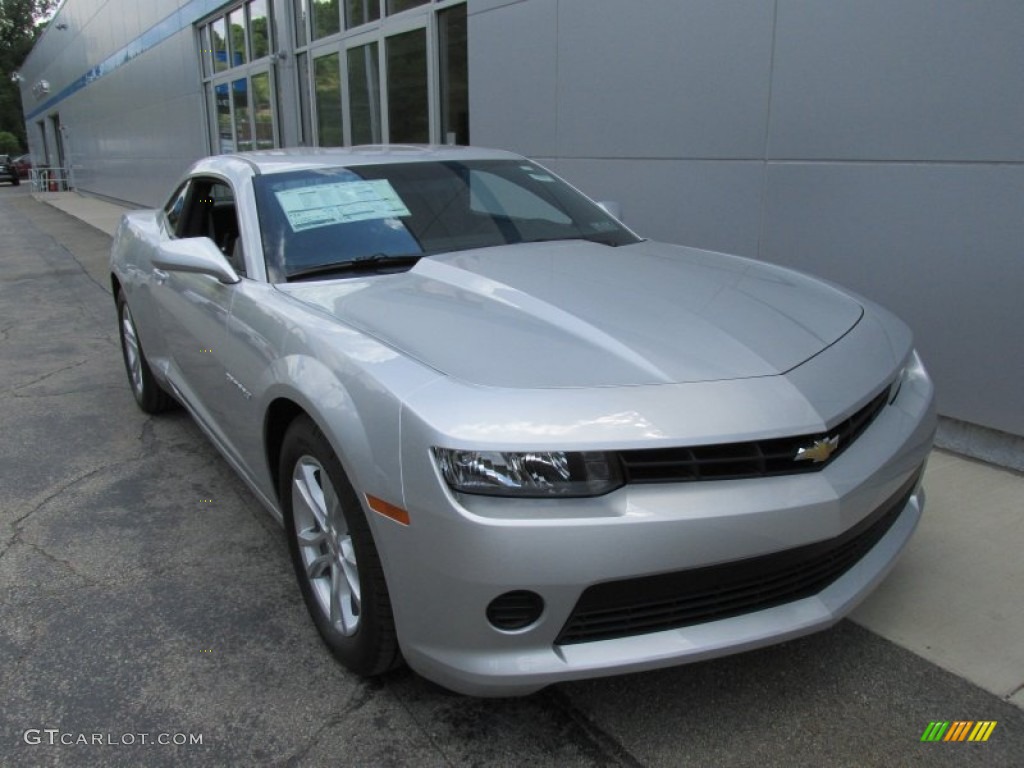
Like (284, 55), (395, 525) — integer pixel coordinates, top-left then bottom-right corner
(275, 180), (411, 232)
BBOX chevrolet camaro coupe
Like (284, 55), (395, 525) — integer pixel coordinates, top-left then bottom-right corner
(110, 146), (936, 696)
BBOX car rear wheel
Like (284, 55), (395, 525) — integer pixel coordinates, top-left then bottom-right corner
(280, 416), (402, 677)
(117, 292), (174, 413)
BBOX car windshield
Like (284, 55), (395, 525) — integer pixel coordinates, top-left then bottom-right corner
(252, 159), (640, 282)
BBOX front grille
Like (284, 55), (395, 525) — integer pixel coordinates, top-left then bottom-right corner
(556, 466), (922, 645)
(619, 387), (889, 484)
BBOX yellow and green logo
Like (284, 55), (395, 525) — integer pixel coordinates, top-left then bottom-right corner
(920, 721), (997, 742)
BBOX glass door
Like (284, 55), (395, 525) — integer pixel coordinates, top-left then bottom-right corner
(208, 66), (280, 153)
(199, 2), (281, 154)
(292, 1), (466, 148)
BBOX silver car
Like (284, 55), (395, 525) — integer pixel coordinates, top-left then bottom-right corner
(110, 146), (936, 696)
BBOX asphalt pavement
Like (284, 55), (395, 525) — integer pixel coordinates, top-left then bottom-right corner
(2, 184), (1022, 767)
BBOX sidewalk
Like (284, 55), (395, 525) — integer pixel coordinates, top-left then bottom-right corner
(35, 189), (1024, 711)
(32, 190), (137, 236)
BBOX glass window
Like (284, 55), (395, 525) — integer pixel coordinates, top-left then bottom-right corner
(233, 78), (253, 151)
(212, 17), (228, 72)
(297, 52), (311, 144)
(347, 43), (381, 144)
(252, 72), (275, 149)
(314, 53), (343, 145)
(345, 0), (380, 28)
(164, 182), (190, 234)
(248, 0), (271, 59)
(215, 82), (233, 152)
(438, 4), (468, 145)
(386, 0), (426, 15)
(386, 29), (428, 143)
(228, 9), (248, 65)
(312, 0), (340, 39)
(200, 25), (212, 77)
(293, 0), (308, 46)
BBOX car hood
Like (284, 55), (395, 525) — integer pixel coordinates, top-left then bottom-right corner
(279, 240), (863, 388)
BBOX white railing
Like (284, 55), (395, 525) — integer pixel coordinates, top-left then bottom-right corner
(30, 166), (73, 192)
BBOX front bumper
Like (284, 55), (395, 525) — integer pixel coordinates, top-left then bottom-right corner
(378, 344), (935, 696)
(410, 483), (923, 696)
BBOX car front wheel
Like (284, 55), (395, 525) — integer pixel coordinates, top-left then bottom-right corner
(117, 292), (174, 413)
(280, 416), (402, 677)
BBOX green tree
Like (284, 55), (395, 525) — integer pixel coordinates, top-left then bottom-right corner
(0, 129), (20, 153)
(0, 0), (58, 149)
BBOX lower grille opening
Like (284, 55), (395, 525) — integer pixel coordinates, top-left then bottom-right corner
(556, 467), (922, 645)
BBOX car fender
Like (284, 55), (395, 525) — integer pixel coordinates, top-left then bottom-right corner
(111, 211), (169, 369)
(261, 354), (403, 509)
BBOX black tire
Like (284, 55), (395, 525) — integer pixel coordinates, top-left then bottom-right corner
(116, 292), (174, 413)
(279, 415), (402, 677)
(11, 178), (20, 186)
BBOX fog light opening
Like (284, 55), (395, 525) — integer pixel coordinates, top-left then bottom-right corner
(486, 590), (544, 632)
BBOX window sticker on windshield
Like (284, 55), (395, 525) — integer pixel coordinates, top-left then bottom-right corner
(274, 180), (411, 232)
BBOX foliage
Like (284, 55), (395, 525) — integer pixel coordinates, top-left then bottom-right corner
(0, 0), (59, 147)
(0, 128), (20, 153)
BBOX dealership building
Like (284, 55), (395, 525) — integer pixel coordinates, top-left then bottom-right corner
(18, 0), (1024, 466)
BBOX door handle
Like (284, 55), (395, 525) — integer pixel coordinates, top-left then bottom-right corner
(153, 268), (169, 284)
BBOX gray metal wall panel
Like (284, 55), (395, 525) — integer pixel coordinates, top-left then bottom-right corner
(556, 0), (774, 159)
(468, 0), (1024, 439)
(768, 0), (1024, 161)
(468, 0), (559, 156)
(470, 0), (528, 12)
(544, 158), (764, 258)
(21, 4), (207, 208)
(762, 162), (1024, 435)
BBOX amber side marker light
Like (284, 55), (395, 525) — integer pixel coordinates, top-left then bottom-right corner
(366, 494), (411, 526)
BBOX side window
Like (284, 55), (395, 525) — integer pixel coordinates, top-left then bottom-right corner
(177, 177), (247, 277)
(163, 181), (191, 236)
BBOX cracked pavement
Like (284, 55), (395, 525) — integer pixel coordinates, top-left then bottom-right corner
(2, 185), (1022, 767)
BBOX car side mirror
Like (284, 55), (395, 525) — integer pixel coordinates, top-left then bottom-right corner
(597, 201), (622, 220)
(152, 237), (240, 284)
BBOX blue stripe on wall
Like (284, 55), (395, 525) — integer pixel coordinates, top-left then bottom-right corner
(25, 0), (226, 121)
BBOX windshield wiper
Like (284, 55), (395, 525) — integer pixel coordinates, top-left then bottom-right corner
(286, 253), (424, 281)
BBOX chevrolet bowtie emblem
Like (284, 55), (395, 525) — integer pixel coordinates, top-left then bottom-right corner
(795, 435), (839, 463)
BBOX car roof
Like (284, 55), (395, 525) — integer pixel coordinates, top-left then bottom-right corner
(192, 145), (525, 178)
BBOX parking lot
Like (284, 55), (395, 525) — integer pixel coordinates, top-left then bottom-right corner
(2, 184), (1022, 767)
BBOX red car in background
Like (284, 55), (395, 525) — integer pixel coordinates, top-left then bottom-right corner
(13, 154), (32, 179)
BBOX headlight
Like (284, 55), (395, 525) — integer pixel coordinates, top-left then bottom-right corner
(433, 448), (623, 498)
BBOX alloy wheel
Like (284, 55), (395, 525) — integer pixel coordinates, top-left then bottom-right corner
(291, 456), (361, 636)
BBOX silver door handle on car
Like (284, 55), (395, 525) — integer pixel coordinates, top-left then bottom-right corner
(153, 269), (169, 284)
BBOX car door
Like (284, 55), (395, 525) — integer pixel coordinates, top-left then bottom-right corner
(150, 176), (238, 438)
(206, 182), (288, 499)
